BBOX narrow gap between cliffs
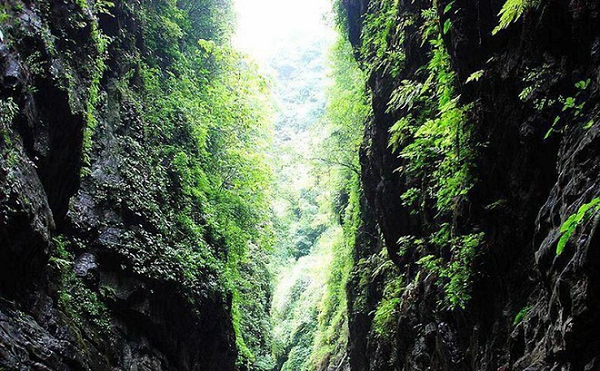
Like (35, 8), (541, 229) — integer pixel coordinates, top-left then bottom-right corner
(233, 0), (367, 369)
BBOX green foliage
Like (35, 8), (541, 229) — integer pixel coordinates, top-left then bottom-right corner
(557, 198), (600, 255)
(376, 5), (484, 310)
(388, 10), (476, 218)
(310, 178), (360, 369)
(319, 36), (370, 174)
(418, 232), (484, 309)
(0, 98), (18, 154)
(360, 0), (402, 71)
(150, 44), (274, 370)
(372, 273), (404, 338)
(308, 34), (369, 371)
(81, 17), (111, 175)
(545, 79), (591, 139)
(95, 0), (115, 15)
(51, 237), (111, 332)
(230, 243), (276, 371)
(519, 66), (595, 136)
(73, 0), (277, 367)
(492, 0), (534, 35)
(270, 29), (368, 371)
(466, 70), (484, 84)
(0, 98), (18, 167)
(513, 305), (532, 325)
(0, 0), (111, 175)
(271, 247), (329, 371)
(0, 4), (9, 24)
(3, 0), (275, 367)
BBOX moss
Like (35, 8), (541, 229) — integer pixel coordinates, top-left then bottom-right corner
(77, 3), (111, 176)
(51, 237), (111, 334)
(0, 98), (19, 167)
(372, 277), (404, 338)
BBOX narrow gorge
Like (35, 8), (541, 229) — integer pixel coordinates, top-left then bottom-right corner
(0, 0), (599, 370)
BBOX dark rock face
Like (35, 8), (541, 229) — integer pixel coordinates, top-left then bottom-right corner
(0, 1), (86, 293)
(0, 1), (238, 370)
(341, 0), (369, 52)
(346, 191), (382, 371)
(344, 0), (600, 370)
(74, 253), (98, 283)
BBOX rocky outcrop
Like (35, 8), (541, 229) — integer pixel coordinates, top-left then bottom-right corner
(0, 1), (238, 370)
(344, 0), (600, 369)
(0, 0), (90, 294)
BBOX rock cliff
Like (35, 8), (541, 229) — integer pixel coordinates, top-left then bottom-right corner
(0, 1), (240, 369)
(343, 0), (600, 369)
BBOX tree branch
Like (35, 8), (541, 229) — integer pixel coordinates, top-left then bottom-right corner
(311, 157), (360, 176)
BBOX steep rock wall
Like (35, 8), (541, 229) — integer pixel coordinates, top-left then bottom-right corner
(0, 1), (238, 370)
(344, 0), (600, 369)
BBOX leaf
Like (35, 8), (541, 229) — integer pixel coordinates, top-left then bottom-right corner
(96, 0), (115, 15)
(443, 19), (452, 34)
(387, 81), (423, 112)
(584, 120), (594, 129)
(562, 96), (576, 111)
(553, 116), (561, 125)
(443, 2), (454, 14)
(556, 198), (600, 255)
(544, 116), (561, 140)
(513, 305), (532, 325)
(575, 79), (591, 90)
(492, 0), (529, 35)
(556, 223), (576, 255)
(466, 70), (484, 84)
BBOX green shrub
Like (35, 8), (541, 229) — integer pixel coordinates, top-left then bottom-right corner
(557, 198), (600, 255)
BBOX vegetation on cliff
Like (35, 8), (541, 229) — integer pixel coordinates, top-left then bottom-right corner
(233, 1), (369, 368)
(1, 0), (274, 368)
(1, 0), (600, 370)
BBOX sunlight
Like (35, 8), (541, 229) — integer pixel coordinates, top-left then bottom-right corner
(233, 0), (335, 63)
(231, 1), (354, 368)
(3, 1), (595, 370)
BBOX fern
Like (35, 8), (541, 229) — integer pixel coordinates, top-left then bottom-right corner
(556, 198), (600, 255)
(466, 70), (484, 84)
(387, 80), (427, 113)
(492, 0), (530, 35)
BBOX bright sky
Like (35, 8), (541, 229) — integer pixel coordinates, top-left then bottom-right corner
(233, 0), (334, 63)
(233, 0), (336, 195)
